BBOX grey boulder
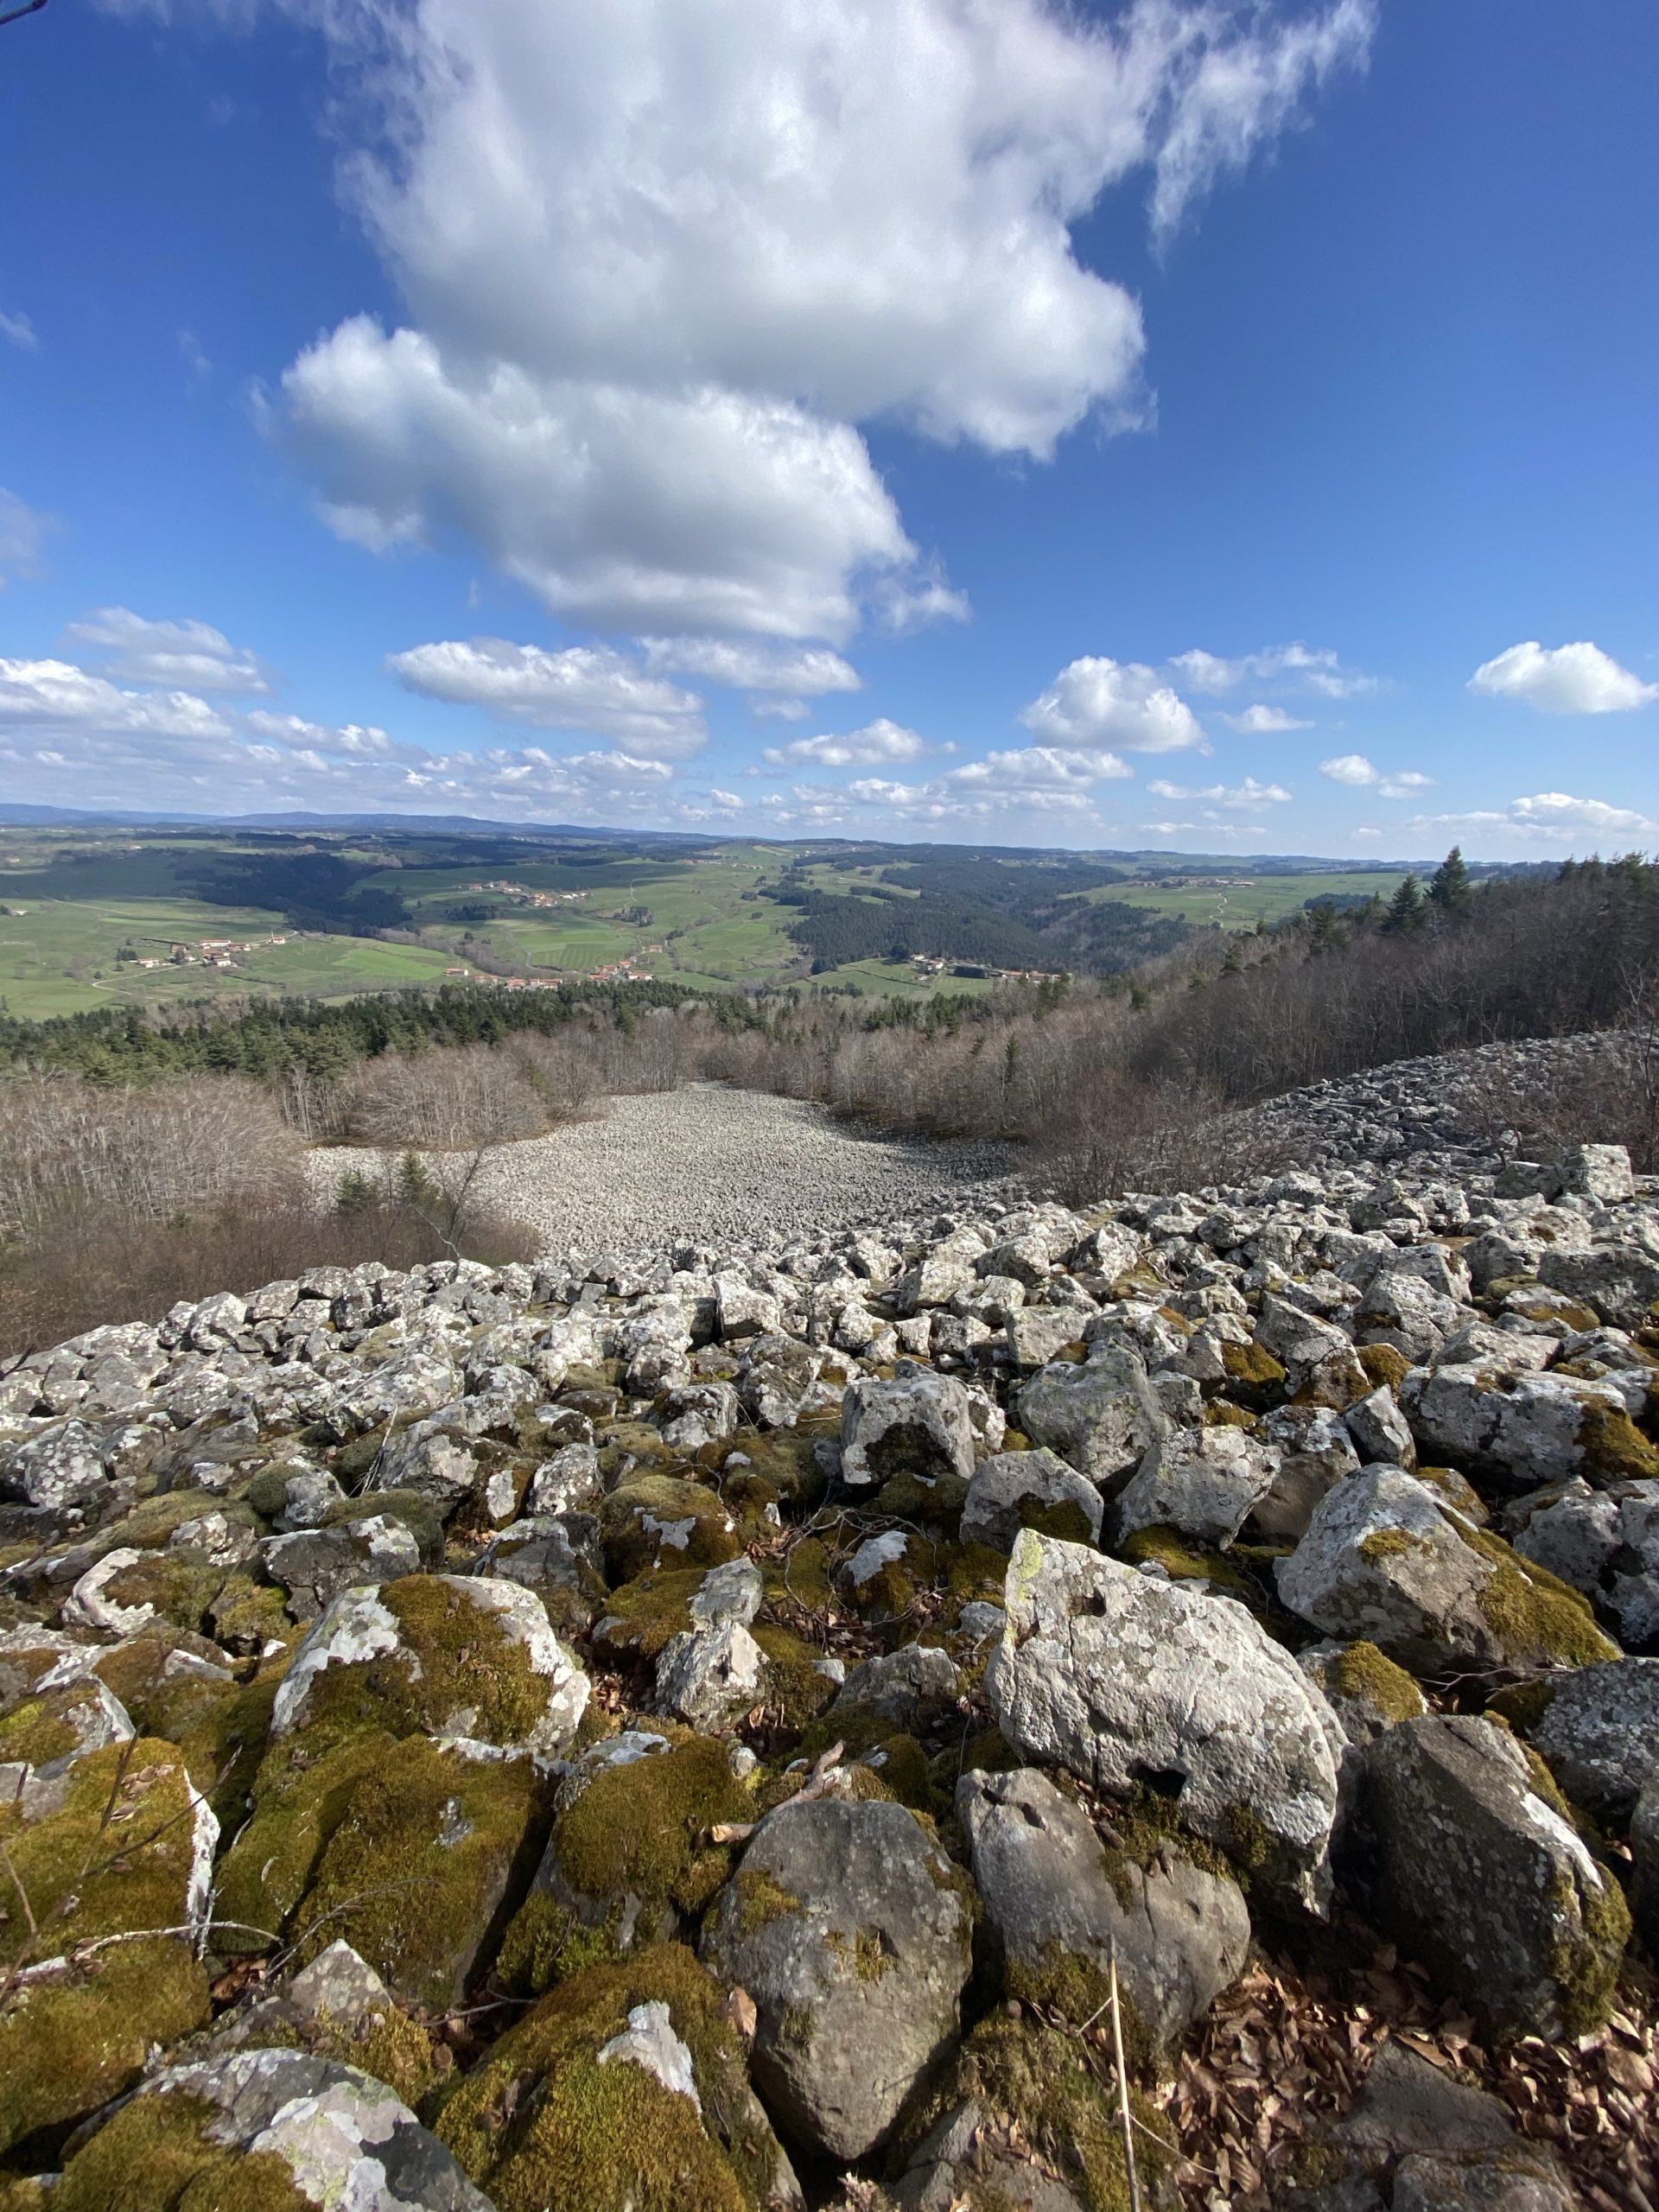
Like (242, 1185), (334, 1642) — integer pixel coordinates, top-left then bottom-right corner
(1015, 1346), (1166, 1490)
(956, 1765), (1249, 2056)
(839, 1366), (977, 1492)
(961, 1446), (1103, 1551)
(986, 1531), (1341, 1910)
(1114, 1422), (1280, 1548)
(701, 1796), (972, 2159)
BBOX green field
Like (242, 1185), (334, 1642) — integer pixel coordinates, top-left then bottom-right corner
(1085, 868), (1407, 930)
(0, 826), (1414, 1019)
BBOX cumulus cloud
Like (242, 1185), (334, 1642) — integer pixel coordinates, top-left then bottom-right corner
(1468, 640), (1658, 716)
(1220, 703), (1313, 734)
(0, 657), (231, 741)
(66, 607), (270, 693)
(1170, 641), (1376, 697)
(1319, 753), (1433, 798)
(0, 309), (37, 353)
(0, 489), (50, 586)
(1408, 791), (1659, 845)
(640, 639), (861, 696)
(946, 746), (1129, 792)
(763, 719), (930, 770)
(231, 0), (1370, 639)
(385, 636), (706, 754)
(1020, 656), (1205, 753)
(1146, 775), (1291, 811)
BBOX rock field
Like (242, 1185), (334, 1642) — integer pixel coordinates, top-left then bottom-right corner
(306, 1084), (1027, 1249)
(3, 1043), (1657, 2210)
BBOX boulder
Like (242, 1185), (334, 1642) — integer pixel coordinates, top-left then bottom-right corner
(832, 1642), (960, 1733)
(435, 1944), (801, 2212)
(1015, 1346), (1166, 1490)
(1402, 1363), (1659, 1492)
(1633, 1774), (1659, 1955)
(1274, 1466), (1617, 1675)
(1522, 1657), (1659, 1815)
(655, 1621), (769, 1732)
(986, 1531), (1342, 1910)
(261, 1514), (423, 1624)
(1114, 1423), (1280, 1548)
(839, 1366), (977, 1493)
(956, 1766), (1249, 2056)
(1355, 1714), (1629, 2040)
(473, 1514), (607, 1641)
(701, 1796), (973, 2158)
(600, 1475), (742, 1580)
(271, 1573), (588, 1755)
(962, 1446), (1104, 1550)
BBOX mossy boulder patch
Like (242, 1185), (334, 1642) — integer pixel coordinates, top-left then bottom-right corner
(51, 2050), (491, 2212)
(435, 1943), (798, 2212)
(601, 1477), (743, 1581)
(270, 1573), (588, 1756)
(0, 1738), (216, 2153)
(498, 1733), (752, 1994)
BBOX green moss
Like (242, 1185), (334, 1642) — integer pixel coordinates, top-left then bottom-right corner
(1465, 1529), (1619, 1667)
(99, 1641), (284, 1827)
(1545, 1860), (1632, 2040)
(1413, 1465), (1486, 1520)
(1222, 1801), (1275, 1878)
(215, 1730), (388, 1952)
(1357, 1343), (1412, 1392)
(958, 1726), (1021, 1776)
(1221, 1339), (1287, 1409)
(1328, 1641), (1425, 1725)
(900, 2014), (1172, 2212)
(289, 1573), (562, 1751)
(1485, 1677), (1560, 1733)
(0, 1690), (81, 1767)
(51, 2089), (311, 2212)
(285, 1732), (543, 2008)
(493, 1891), (624, 1998)
(726, 1421), (834, 1509)
(1577, 1399), (1659, 1484)
(1357, 1527), (1422, 1563)
(0, 1741), (212, 2153)
(99, 1552), (226, 1636)
(591, 1567), (704, 1666)
(323, 1489), (445, 1562)
(870, 1468), (970, 1525)
(942, 1541), (1015, 1605)
(1018, 1497), (1098, 1544)
(760, 1535), (836, 1624)
(1118, 1524), (1252, 1595)
(207, 1576), (290, 1656)
(244, 1998), (438, 2107)
(801, 1704), (933, 1811)
(1203, 1400), (1259, 1431)
(748, 1624), (836, 1732)
(729, 1867), (803, 1939)
(550, 1738), (751, 1923)
(1003, 1944), (1151, 2071)
(435, 1944), (768, 2212)
(331, 1424), (392, 1486)
(600, 1478), (743, 1581)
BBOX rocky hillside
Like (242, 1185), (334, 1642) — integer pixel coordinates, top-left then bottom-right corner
(0, 1053), (1656, 2210)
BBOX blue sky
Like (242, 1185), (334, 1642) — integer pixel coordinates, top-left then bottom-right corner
(0, 0), (1654, 855)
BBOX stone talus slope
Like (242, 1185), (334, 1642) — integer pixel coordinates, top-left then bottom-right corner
(1, 1061), (1656, 2209)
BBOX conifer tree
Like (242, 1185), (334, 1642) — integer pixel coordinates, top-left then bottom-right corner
(1428, 844), (1471, 913)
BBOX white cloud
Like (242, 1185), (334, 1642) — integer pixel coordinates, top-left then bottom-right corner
(0, 309), (37, 353)
(1220, 702), (1313, 733)
(1468, 640), (1658, 716)
(0, 488), (50, 586)
(751, 698), (812, 723)
(282, 322), (916, 643)
(945, 746), (1129, 792)
(1406, 792), (1659, 847)
(245, 711), (397, 760)
(386, 636), (706, 754)
(1171, 641), (1376, 697)
(66, 607), (270, 693)
(244, 0), (1368, 639)
(1020, 656), (1205, 753)
(1319, 753), (1433, 798)
(178, 328), (213, 385)
(1146, 775), (1291, 811)
(0, 658), (230, 741)
(764, 719), (930, 770)
(640, 638), (860, 696)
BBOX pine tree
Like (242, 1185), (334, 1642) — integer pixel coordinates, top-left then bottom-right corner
(1428, 844), (1471, 913)
(1385, 873), (1428, 932)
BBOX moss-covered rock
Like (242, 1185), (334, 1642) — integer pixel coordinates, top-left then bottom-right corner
(435, 1944), (793, 2212)
(1221, 1338), (1288, 1411)
(591, 1567), (706, 1668)
(1357, 1342), (1413, 1393)
(497, 1736), (752, 1997)
(601, 1478), (743, 1581)
(893, 2013), (1172, 2212)
(270, 1573), (588, 1757)
(0, 1739), (213, 2154)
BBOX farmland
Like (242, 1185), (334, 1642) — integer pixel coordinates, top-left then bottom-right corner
(0, 823), (1419, 1019)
